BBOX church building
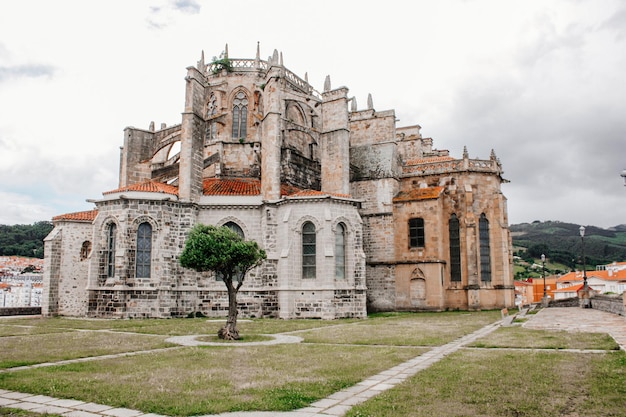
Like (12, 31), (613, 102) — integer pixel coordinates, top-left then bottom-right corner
(43, 44), (515, 319)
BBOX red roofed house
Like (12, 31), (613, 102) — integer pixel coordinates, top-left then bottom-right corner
(43, 45), (514, 319)
(554, 267), (626, 300)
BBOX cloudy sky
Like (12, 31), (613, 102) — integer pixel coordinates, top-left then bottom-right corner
(0, 0), (624, 228)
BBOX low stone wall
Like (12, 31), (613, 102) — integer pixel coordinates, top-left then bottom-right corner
(590, 294), (624, 316)
(548, 297), (580, 307)
(0, 307), (42, 316)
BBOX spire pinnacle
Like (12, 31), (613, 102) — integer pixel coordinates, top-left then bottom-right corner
(367, 93), (373, 110)
(324, 75), (331, 92)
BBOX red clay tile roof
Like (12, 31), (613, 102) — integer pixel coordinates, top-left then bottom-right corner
(557, 269), (626, 282)
(103, 181), (179, 196)
(203, 178), (261, 196)
(393, 186), (444, 202)
(405, 156), (455, 166)
(53, 209), (98, 222)
(202, 178), (353, 199)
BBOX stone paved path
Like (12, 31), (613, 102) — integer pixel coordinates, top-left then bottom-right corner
(522, 307), (626, 350)
(0, 307), (624, 417)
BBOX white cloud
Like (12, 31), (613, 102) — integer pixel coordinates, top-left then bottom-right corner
(0, 0), (624, 228)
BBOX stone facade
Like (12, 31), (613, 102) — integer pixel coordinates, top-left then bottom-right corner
(43, 45), (514, 319)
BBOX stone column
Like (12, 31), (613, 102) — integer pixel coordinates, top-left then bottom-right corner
(320, 87), (350, 195)
(178, 66), (206, 202)
(260, 69), (283, 201)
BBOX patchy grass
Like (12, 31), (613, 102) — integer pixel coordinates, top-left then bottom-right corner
(347, 350), (626, 417)
(0, 331), (174, 368)
(2, 316), (355, 336)
(0, 344), (425, 415)
(299, 311), (502, 346)
(2, 311), (622, 416)
(468, 326), (620, 350)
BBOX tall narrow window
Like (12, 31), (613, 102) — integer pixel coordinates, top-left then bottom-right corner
(335, 223), (346, 279)
(231, 91), (248, 139)
(479, 213), (491, 282)
(206, 93), (217, 141)
(449, 214), (461, 282)
(106, 224), (117, 278)
(136, 222), (152, 278)
(302, 222), (316, 279)
(409, 218), (425, 248)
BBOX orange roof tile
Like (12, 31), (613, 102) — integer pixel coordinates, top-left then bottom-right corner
(202, 179), (353, 199)
(557, 269), (626, 282)
(53, 209), (98, 222)
(203, 178), (261, 196)
(393, 186), (444, 202)
(103, 181), (179, 196)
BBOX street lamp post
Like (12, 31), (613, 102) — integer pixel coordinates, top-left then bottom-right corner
(579, 225), (591, 308)
(579, 226), (588, 290)
(541, 254), (547, 299)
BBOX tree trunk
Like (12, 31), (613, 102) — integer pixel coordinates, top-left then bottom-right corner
(218, 280), (239, 340)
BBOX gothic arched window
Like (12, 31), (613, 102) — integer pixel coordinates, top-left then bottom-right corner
(479, 213), (491, 282)
(231, 91), (248, 139)
(106, 224), (117, 278)
(449, 214), (461, 282)
(302, 222), (316, 279)
(335, 223), (346, 279)
(136, 222), (152, 278)
(206, 93), (218, 141)
(224, 221), (244, 238)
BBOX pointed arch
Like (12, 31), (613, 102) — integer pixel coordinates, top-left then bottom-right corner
(479, 213), (491, 282)
(302, 221), (316, 279)
(231, 90), (249, 139)
(449, 213), (461, 282)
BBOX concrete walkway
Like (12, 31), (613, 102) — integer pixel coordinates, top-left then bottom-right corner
(0, 307), (624, 417)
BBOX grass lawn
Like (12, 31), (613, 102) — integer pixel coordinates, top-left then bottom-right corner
(0, 311), (624, 416)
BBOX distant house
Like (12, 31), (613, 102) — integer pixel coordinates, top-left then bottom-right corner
(555, 267), (626, 300)
(514, 280), (533, 306)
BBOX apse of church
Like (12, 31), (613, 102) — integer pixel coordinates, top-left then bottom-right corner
(42, 44), (514, 319)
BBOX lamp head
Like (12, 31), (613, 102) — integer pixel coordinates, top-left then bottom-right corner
(541, 254), (545, 262)
(579, 225), (585, 237)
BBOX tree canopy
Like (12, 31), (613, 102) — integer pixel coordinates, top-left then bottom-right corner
(179, 224), (266, 339)
(0, 221), (53, 258)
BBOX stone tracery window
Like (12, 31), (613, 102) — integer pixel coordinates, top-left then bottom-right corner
(136, 222), (152, 278)
(335, 223), (346, 279)
(302, 222), (316, 279)
(479, 213), (491, 282)
(206, 93), (217, 141)
(231, 91), (248, 139)
(449, 214), (461, 282)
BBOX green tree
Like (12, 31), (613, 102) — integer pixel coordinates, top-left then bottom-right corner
(179, 224), (266, 340)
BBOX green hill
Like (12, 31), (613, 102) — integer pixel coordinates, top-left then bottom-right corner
(511, 220), (626, 271)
